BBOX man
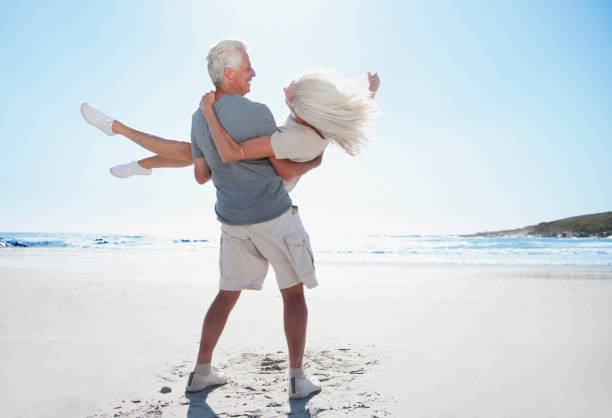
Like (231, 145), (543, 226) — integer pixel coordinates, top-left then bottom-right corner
(187, 39), (322, 400)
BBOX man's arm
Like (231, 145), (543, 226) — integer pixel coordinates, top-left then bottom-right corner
(191, 112), (211, 184)
(269, 153), (323, 181)
(194, 157), (211, 184)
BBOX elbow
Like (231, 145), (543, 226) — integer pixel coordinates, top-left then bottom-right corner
(195, 171), (211, 184)
(278, 168), (296, 181)
(219, 155), (233, 164)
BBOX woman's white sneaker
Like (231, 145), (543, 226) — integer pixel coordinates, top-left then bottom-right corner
(185, 369), (228, 392)
(288, 376), (321, 399)
(109, 161), (152, 178)
(80, 103), (115, 136)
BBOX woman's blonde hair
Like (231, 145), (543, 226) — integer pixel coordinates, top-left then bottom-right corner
(290, 72), (380, 156)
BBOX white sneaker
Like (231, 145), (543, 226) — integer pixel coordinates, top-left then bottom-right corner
(288, 376), (321, 399)
(185, 369), (228, 392)
(80, 103), (115, 136)
(109, 161), (152, 178)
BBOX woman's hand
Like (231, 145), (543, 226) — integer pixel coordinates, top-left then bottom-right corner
(199, 91), (216, 113)
(368, 72), (380, 97)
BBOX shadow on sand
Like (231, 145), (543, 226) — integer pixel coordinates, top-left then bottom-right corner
(185, 386), (320, 417)
(287, 391), (320, 417)
(184, 387), (219, 418)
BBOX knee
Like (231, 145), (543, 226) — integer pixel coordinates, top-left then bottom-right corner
(214, 290), (240, 308)
(281, 283), (304, 295)
(218, 289), (240, 300)
(281, 288), (306, 308)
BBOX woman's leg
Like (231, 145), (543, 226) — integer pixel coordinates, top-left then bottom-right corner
(112, 120), (193, 162)
(138, 155), (193, 169)
(109, 155), (193, 178)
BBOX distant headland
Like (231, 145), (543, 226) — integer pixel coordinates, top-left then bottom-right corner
(463, 211), (612, 238)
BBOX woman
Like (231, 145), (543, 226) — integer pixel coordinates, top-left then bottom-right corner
(200, 72), (379, 191)
(80, 72), (380, 189)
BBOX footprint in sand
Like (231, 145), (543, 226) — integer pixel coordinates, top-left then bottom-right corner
(91, 346), (390, 417)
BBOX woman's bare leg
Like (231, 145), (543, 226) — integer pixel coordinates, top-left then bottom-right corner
(138, 155), (193, 169)
(112, 120), (193, 162)
(110, 155), (193, 178)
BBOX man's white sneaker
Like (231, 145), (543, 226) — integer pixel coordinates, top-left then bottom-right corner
(80, 103), (115, 136)
(185, 370), (228, 392)
(109, 161), (152, 178)
(288, 376), (321, 399)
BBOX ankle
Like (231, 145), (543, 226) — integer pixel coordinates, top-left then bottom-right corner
(194, 362), (211, 376)
(137, 160), (150, 169)
(289, 367), (305, 379)
(112, 120), (128, 135)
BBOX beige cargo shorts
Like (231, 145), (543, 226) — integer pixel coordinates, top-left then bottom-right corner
(218, 206), (317, 291)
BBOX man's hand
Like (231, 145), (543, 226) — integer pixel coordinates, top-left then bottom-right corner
(199, 91), (216, 114)
(368, 72), (380, 97)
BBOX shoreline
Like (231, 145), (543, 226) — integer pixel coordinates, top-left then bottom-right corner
(2, 249), (612, 277)
(2, 232), (612, 270)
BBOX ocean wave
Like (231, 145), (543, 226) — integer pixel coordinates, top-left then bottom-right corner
(0, 239), (69, 248)
(2, 233), (611, 267)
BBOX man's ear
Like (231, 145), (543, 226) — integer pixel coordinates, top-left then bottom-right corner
(224, 67), (233, 81)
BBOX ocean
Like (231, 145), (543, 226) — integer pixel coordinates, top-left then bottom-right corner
(1, 232), (611, 267)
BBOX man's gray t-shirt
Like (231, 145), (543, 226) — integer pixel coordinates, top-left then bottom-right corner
(191, 94), (292, 225)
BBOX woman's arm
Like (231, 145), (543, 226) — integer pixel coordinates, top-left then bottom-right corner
(269, 153), (324, 181)
(199, 93), (275, 163)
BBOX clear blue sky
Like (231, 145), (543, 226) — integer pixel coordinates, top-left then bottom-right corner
(1, 0), (611, 237)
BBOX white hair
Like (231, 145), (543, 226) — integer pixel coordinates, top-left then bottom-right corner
(291, 73), (380, 156)
(206, 40), (247, 87)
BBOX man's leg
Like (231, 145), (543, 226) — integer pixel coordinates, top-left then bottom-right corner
(186, 290), (240, 392)
(280, 282), (321, 399)
(280, 283), (307, 368)
(196, 290), (241, 365)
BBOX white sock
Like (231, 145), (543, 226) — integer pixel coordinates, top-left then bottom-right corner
(290, 367), (305, 379)
(109, 161), (152, 178)
(194, 363), (211, 376)
(80, 103), (115, 136)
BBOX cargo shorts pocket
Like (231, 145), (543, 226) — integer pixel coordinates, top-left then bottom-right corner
(284, 232), (315, 277)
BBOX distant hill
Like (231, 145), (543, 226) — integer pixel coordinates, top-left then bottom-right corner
(464, 211), (612, 238)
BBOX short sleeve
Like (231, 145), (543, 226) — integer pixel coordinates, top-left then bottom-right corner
(191, 115), (204, 159)
(270, 123), (328, 162)
(270, 129), (304, 160)
(253, 104), (278, 137)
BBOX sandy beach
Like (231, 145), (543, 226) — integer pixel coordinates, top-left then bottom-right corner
(4, 0), (612, 417)
(1, 256), (612, 417)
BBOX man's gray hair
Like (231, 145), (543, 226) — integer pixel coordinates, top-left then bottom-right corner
(291, 73), (380, 156)
(206, 40), (247, 87)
